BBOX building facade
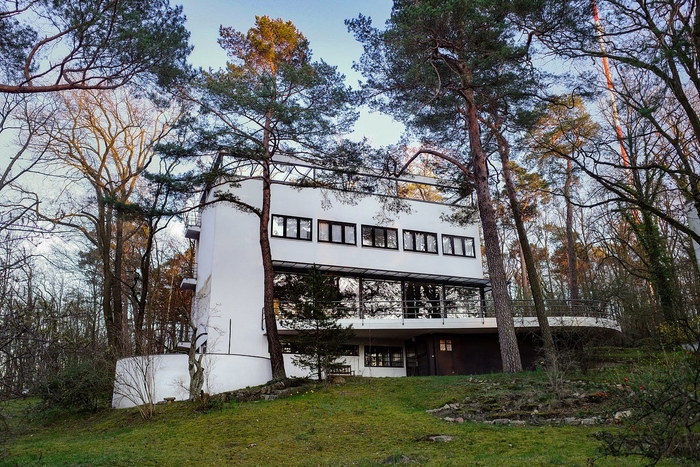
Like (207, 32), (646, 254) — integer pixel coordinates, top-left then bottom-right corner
(112, 158), (619, 408)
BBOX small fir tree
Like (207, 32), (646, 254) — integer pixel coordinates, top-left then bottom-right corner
(278, 267), (354, 381)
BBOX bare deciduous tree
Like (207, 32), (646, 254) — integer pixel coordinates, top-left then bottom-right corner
(35, 88), (182, 358)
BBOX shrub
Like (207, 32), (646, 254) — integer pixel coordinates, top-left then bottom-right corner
(593, 352), (700, 466)
(657, 317), (700, 349)
(36, 358), (112, 412)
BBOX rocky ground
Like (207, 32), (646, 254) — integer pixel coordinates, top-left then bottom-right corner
(213, 361), (634, 428)
(426, 376), (630, 426)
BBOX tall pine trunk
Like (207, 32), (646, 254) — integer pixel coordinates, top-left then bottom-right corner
(495, 129), (557, 371)
(465, 95), (522, 372)
(260, 160), (287, 380)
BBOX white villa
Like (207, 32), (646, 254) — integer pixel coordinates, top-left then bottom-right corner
(112, 157), (620, 408)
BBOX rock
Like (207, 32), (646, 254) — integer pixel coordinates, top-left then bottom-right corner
(382, 454), (412, 464)
(273, 388), (294, 398)
(511, 420), (526, 426)
(443, 417), (455, 422)
(564, 417), (580, 425)
(492, 419), (510, 425)
(614, 410), (632, 422)
(331, 376), (346, 385)
(455, 417), (464, 423)
(428, 435), (453, 443)
(580, 418), (597, 425)
(271, 381), (286, 390)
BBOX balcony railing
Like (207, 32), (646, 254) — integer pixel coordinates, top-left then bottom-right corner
(184, 211), (201, 240)
(276, 298), (617, 324)
(225, 158), (475, 207)
(179, 262), (198, 291)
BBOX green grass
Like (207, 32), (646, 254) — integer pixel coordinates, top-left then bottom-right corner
(0, 375), (681, 467)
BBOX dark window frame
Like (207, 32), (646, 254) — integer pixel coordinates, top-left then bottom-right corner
(271, 214), (313, 241)
(361, 225), (399, 250)
(403, 229), (439, 254)
(318, 219), (357, 245)
(441, 234), (476, 257)
(281, 341), (300, 354)
(364, 345), (404, 367)
(439, 339), (453, 351)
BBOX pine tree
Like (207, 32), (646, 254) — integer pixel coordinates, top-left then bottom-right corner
(278, 267), (355, 381)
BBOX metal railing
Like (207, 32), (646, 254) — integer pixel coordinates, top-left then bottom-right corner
(509, 299), (614, 319)
(224, 158), (475, 207)
(185, 210), (201, 228)
(276, 298), (616, 324)
(184, 262), (198, 280)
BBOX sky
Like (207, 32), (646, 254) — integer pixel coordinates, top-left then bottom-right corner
(177, 0), (404, 146)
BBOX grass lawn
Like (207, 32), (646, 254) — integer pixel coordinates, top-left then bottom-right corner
(0, 367), (683, 467)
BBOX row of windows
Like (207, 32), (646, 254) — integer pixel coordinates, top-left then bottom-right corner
(282, 343), (404, 368)
(272, 215), (476, 257)
(282, 342), (360, 356)
(364, 346), (404, 368)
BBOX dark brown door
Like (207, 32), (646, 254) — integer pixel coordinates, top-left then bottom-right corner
(405, 338), (431, 376)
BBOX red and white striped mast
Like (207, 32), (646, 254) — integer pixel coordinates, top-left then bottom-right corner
(591, 0), (630, 168)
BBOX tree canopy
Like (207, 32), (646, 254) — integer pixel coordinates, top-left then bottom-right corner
(0, 0), (192, 93)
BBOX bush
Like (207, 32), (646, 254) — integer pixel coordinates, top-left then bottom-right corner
(657, 317), (700, 349)
(36, 358), (113, 412)
(593, 352), (700, 466)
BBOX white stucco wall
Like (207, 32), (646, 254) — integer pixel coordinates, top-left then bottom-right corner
(112, 353), (272, 408)
(688, 202), (700, 270)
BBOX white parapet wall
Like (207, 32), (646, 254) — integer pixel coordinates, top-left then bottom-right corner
(112, 353), (272, 408)
(688, 202), (700, 271)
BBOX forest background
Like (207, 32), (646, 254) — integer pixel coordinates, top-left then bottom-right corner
(0, 0), (699, 425)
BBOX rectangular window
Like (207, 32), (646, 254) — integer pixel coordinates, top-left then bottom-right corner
(403, 230), (438, 253)
(361, 225), (399, 249)
(364, 345), (404, 367)
(439, 339), (453, 351)
(318, 220), (356, 245)
(271, 215), (312, 240)
(442, 235), (476, 257)
(281, 341), (300, 353)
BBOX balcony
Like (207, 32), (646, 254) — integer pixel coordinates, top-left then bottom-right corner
(180, 263), (198, 290)
(275, 298), (620, 337)
(184, 211), (201, 240)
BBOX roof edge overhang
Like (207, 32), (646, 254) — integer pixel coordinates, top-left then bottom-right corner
(272, 260), (490, 289)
